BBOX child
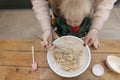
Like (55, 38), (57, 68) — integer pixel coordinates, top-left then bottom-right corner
(53, 0), (91, 37)
(31, 0), (117, 49)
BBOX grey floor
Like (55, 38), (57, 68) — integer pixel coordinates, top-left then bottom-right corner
(0, 8), (120, 40)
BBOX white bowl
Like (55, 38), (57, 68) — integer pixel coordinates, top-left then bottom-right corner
(47, 36), (91, 78)
(106, 55), (120, 74)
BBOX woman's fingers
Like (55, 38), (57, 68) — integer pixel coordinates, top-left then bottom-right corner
(41, 41), (45, 47)
(84, 36), (93, 46)
(42, 39), (48, 47)
(88, 39), (93, 46)
(93, 40), (100, 49)
(41, 36), (54, 50)
(84, 37), (89, 46)
(93, 43), (98, 49)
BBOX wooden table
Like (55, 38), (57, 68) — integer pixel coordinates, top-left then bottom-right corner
(0, 40), (120, 80)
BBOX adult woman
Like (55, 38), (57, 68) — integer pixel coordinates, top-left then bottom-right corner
(31, 0), (117, 49)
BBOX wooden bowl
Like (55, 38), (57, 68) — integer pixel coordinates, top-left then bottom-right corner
(106, 55), (120, 74)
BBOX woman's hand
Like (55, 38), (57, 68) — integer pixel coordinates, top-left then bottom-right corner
(41, 29), (53, 49)
(84, 28), (100, 48)
(93, 38), (100, 49)
(41, 28), (60, 50)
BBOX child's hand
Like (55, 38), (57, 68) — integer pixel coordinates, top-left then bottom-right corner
(84, 28), (99, 48)
(41, 29), (53, 48)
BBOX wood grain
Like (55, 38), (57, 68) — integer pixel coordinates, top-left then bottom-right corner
(0, 40), (46, 51)
(0, 40), (120, 80)
(90, 40), (120, 53)
(0, 65), (119, 80)
(0, 51), (120, 68)
(0, 52), (120, 80)
(0, 52), (48, 67)
(0, 40), (119, 52)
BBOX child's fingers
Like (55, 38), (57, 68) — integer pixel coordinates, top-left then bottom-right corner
(80, 37), (86, 41)
(48, 45), (56, 51)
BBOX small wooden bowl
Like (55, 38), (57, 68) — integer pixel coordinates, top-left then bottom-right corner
(106, 55), (120, 74)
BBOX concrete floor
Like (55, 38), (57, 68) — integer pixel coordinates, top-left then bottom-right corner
(0, 8), (120, 40)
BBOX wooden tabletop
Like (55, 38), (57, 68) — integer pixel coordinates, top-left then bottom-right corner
(0, 40), (120, 80)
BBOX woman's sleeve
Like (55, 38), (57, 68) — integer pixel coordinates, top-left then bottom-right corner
(31, 0), (51, 32)
(91, 0), (117, 31)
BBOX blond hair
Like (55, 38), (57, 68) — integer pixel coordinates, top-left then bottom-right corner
(59, 0), (92, 20)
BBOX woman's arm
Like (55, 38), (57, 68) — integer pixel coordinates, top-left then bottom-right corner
(91, 0), (117, 31)
(31, 0), (51, 32)
(31, 0), (53, 48)
(84, 0), (117, 48)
